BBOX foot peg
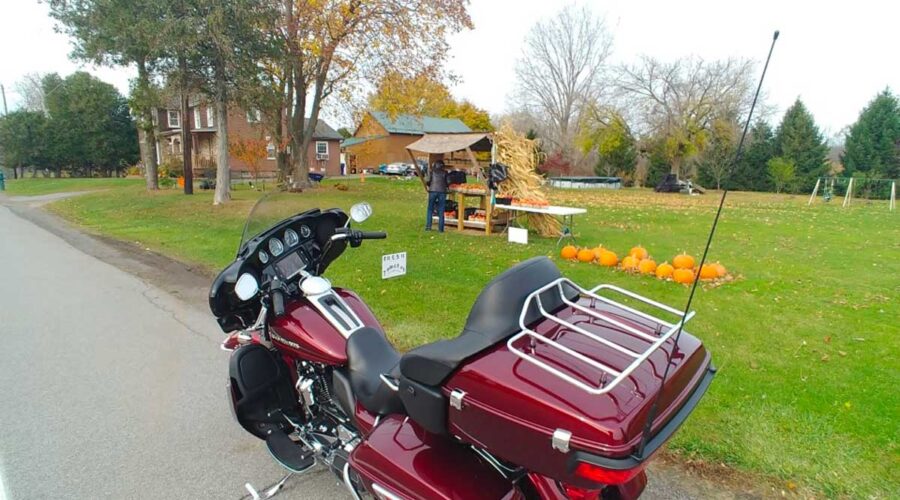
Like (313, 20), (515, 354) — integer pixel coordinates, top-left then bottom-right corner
(265, 432), (316, 473)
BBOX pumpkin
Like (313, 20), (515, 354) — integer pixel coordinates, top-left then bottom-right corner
(713, 262), (727, 277)
(577, 248), (595, 263)
(621, 255), (640, 271)
(629, 246), (649, 260)
(673, 253), (695, 270)
(560, 245), (578, 260)
(673, 268), (696, 284)
(592, 246), (605, 260)
(699, 263), (718, 281)
(638, 259), (657, 275)
(598, 249), (619, 267)
(655, 262), (674, 279)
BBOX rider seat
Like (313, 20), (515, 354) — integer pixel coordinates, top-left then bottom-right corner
(400, 256), (578, 386)
(345, 327), (404, 415)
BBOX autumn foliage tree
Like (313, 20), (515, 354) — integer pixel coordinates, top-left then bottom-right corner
(254, 0), (472, 189)
(229, 137), (268, 185)
(367, 71), (493, 131)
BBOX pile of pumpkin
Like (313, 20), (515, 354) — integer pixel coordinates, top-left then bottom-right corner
(560, 245), (728, 284)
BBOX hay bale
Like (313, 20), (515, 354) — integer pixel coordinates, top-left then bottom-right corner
(494, 123), (561, 237)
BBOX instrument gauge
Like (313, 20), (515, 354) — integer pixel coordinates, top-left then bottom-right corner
(284, 228), (300, 247)
(268, 238), (284, 257)
(258, 250), (269, 264)
(300, 225), (312, 238)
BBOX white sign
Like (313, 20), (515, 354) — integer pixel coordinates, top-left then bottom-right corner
(508, 227), (529, 245)
(382, 252), (407, 279)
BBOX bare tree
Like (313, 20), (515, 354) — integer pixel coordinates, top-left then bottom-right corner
(514, 5), (613, 167)
(14, 73), (48, 114)
(617, 56), (758, 177)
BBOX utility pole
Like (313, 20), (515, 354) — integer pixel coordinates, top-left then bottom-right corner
(1, 84), (7, 115)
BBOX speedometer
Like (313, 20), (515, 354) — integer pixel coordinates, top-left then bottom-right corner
(268, 238), (284, 257)
(258, 250), (269, 264)
(284, 228), (299, 247)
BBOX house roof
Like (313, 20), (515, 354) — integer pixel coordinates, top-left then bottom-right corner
(342, 135), (388, 148)
(369, 111), (471, 135)
(306, 118), (342, 140)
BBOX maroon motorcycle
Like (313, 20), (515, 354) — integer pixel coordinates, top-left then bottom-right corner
(209, 193), (715, 500)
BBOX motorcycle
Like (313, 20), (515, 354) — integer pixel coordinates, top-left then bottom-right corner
(209, 193), (715, 500)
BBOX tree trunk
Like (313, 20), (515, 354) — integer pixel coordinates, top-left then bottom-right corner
(137, 59), (158, 190)
(179, 55), (193, 195)
(213, 59), (230, 205)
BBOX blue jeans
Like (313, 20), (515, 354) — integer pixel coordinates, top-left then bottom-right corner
(425, 191), (447, 231)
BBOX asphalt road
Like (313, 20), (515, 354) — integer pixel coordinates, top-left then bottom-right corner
(0, 203), (344, 499)
(0, 197), (752, 500)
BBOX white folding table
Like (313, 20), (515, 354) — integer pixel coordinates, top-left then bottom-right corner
(494, 204), (588, 245)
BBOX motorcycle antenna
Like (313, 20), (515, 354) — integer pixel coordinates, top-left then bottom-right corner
(636, 30), (780, 459)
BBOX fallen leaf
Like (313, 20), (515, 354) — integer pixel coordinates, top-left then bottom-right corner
(823, 335), (831, 344)
(838, 351), (847, 357)
(821, 354), (830, 362)
(750, 360), (759, 370)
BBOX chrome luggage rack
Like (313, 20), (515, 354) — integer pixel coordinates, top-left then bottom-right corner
(506, 278), (695, 395)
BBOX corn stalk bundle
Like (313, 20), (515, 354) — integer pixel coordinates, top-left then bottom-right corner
(494, 123), (561, 237)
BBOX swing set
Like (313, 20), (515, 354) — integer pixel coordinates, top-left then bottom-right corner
(808, 176), (896, 211)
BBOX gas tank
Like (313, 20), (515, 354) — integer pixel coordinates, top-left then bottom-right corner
(269, 287), (383, 365)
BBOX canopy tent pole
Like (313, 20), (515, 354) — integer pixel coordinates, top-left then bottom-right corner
(408, 150), (428, 192)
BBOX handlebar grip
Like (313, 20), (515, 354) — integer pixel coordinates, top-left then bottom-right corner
(272, 289), (285, 317)
(360, 231), (387, 239)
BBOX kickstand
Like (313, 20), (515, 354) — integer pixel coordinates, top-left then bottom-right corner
(242, 472), (293, 500)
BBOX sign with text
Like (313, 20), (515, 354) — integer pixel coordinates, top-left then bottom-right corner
(381, 252), (407, 279)
(508, 227), (529, 245)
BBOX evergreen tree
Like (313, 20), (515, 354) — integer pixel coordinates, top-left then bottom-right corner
(842, 89), (900, 179)
(774, 99), (828, 192)
(730, 121), (775, 191)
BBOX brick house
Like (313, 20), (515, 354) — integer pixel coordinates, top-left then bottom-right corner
(341, 111), (471, 173)
(154, 99), (343, 178)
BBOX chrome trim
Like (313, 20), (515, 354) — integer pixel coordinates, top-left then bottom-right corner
(379, 374), (399, 392)
(506, 277), (696, 395)
(552, 428), (571, 453)
(449, 389), (465, 411)
(342, 463), (362, 500)
(306, 289), (365, 339)
(372, 483), (403, 500)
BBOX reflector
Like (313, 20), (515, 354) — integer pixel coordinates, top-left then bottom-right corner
(574, 461), (644, 485)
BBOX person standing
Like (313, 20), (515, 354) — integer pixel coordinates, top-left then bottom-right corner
(424, 158), (448, 232)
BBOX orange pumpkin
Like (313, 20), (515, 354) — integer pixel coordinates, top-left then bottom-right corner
(560, 245), (578, 260)
(629, 246), (649, 260)
(591, 246), (605, 260)
(638, 259), (657, 275)
(699, 263), (718, 280)
(655, 262), (674, 279)
(673, 268), (696, 284)
(621, 255), (640, 271)
(598, 250), (619, 267)
(713, 262), (727, 277)
(673, 253), (695, 270)
(577, 248), (595, 263)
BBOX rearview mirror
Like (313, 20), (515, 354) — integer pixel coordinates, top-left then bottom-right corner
(350, 202), (373, 223)
(234, 273), (259, 301)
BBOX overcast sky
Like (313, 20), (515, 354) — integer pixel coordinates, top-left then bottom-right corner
(2, 0), (898, 139)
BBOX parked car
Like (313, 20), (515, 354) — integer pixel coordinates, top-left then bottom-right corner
(381, 162), (416, 176)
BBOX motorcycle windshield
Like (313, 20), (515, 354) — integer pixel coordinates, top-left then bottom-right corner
(238, 191), (324, 253)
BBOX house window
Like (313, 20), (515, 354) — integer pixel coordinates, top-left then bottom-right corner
(246, 108), (261, 123)
(167, 110), (180, 128)
(207, 107), (215, 128)
(315, 141), (328, 157)
(266, 142), (276, 160)
(193, 108), (202, 128)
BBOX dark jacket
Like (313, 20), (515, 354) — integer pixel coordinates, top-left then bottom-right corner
(426, 161), (448, 193)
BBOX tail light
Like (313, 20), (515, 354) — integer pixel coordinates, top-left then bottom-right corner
(574, 461), (644, 485)
(561, 483), (601, 500)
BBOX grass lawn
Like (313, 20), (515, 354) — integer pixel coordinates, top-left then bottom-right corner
(29, 177), (900, 497)
(3, 177), (144, 196)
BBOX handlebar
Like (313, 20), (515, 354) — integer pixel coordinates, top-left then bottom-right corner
(271, 289), (285, 317)
(358, 231), (387, 240)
